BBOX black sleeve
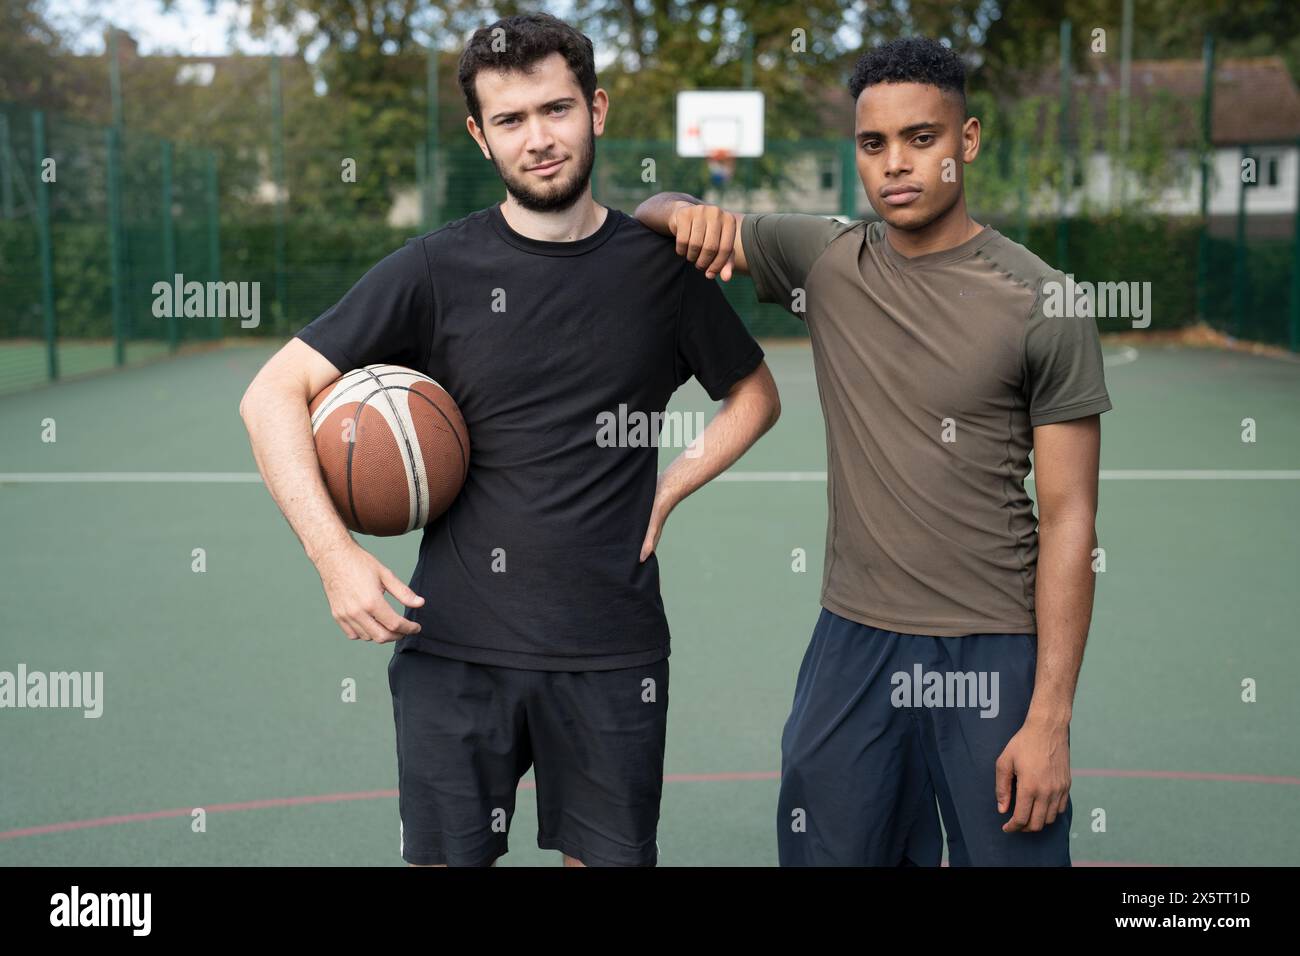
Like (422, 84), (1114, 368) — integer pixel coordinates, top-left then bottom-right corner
(294, 238), (434, 373)
(673, 259), (765, 401)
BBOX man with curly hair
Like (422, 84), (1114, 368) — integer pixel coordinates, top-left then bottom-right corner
(635, 36), (1110, 866)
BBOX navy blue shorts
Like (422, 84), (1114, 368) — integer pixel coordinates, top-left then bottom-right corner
(777, 608), (1072, 866)
(388, 649), (668, 867)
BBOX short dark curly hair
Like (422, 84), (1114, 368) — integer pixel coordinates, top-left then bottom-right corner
(458, 12), (597, 129)
(848, 37), (966, 113)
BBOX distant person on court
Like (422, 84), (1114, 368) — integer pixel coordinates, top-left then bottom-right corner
(635, 37), (1111, 865)
(240, 12), (780, 867)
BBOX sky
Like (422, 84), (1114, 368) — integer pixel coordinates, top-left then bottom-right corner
(47, 0), (594, 61)
(50, 0), (299, 56)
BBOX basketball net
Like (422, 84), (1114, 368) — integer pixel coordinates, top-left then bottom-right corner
(706, 148), (736, 188)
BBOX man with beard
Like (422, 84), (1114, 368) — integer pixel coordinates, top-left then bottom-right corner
(635, 37), (1110, 865)
(240, 12), (780, 867)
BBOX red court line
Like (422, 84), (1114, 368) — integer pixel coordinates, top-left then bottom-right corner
(0, 789), (401, 840)
(1073, 861), (1160, 868)
(1, 767), (1295, 843)
(1074, 769), (1300, 785)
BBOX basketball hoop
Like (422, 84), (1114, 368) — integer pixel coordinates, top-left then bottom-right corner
(707, 148), (736, 187)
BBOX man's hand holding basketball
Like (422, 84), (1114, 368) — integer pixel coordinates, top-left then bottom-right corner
(315, 541), (425, 644)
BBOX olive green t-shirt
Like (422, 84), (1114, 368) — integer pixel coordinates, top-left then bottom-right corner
(742, 214), (1112, 636)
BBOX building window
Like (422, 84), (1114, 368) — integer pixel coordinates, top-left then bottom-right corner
(1244, 150), (1282, 189)
(819, 156), (835, 191)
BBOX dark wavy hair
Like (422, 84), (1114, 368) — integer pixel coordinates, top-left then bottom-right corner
(848, 37), (967, 114)
(458, 13), (597, 128)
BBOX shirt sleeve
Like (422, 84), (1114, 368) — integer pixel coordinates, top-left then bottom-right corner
(1023, 278), (1114, 427)
(674, 259), (765, 401)
(294, 238), (434, 373)
(741, 212), (855, 318)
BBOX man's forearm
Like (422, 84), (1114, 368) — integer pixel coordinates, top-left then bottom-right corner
(1027, 517), (1097, 727)
(633, 192), (701, 236)
(656, 378), (779, 512)
(240, 381), (353, 565)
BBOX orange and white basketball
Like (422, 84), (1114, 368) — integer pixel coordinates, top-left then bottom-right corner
(308, 364), (470, 536)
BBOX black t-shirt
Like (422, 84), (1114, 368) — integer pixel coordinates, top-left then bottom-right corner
(295, 203), (764, 670)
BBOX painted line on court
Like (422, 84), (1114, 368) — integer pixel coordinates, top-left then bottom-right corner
(0, 789), (400, 840)
(1104, 345), (1139, 367)
(1096, 469), (1300, 480)
(718, 470), (1300, 482)
(1072, 861), (1159, 868)
(0, 472), (262, 483)
(1073, 768), (1300, 785)
(716, 471), (828, 482)
(5, 469), (1300, 484)
(1, 767), (1295, 843)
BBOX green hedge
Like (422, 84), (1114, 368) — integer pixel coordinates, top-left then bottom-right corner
(2, 213), (1293, 346)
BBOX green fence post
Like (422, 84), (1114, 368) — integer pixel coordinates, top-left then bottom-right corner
(1196, 34), (1215, 324)
(206, 149), (221, 341)
(1056, 18), (1072, 273)
(161, 140), (177, 350)
(0, 112), (15, 219)
(106, 126), (125, 366)
(1291, 136), (1299, 352)
(271, 54), (287, 332)
(32, 111), (57, 382)
(1016, 136), (1029, 245)
(426, 43), (440, 231)
(1233, 144), (1248, 338)
(839, 139), (857, 218)
(416, 144), (426, 228)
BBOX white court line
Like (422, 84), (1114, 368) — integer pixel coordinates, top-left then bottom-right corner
(1096, 469), (1300, 480)
(1104, 345), (1139, 367)
(3, 470), (1300, 484)
(718, 470), (1300, 482)
(716, 471), (828, 482)
(0, 472), (262, 483)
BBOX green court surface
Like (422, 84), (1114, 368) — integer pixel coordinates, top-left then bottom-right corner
(0, 340), (178, 395)
(0, 341), (1297, 866)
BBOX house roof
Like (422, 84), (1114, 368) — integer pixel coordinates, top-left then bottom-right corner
(1028, 56), (1300, 147)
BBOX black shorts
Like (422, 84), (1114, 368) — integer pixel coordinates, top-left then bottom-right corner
(388, 648), (669, 867)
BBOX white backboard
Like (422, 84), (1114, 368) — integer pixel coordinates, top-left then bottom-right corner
(676, 90), (765, 158)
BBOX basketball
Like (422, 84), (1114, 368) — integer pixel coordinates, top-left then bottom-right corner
(308, 364), (470, 536)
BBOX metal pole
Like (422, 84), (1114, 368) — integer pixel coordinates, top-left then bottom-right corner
(33, 111), (57, 381)
(742, 30), (754, 194)
(271, 54), (287, 332)
(207, 149), (222, 341)
(0, 112), (14, 219)
(1118, 0), (1133, 208)
(106, 127), (125, 366)
(1057, 19), (1072, 272)
(1017, 136), (1029, 245)
(109, 29), (128, 358)
(161, 140), (177, 350)
(1196, 34), (1215, 323)
(415, 144), (426, 227)
(426, 43), (440, 230)
(1292, 135), (1300, 352)
(1233, 144), (1248, 338)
